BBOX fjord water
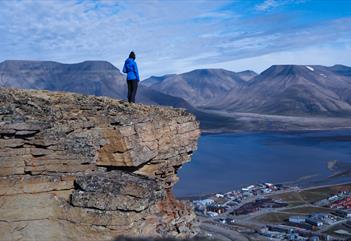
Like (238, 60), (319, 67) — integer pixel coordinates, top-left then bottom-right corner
(174, 130), (351, 197)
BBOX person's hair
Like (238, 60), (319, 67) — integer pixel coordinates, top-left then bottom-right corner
(129, 51), (136, 59)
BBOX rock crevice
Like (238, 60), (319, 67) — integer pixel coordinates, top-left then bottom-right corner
(0, 88), (200, 241)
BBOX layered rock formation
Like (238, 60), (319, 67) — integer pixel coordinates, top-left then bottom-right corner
(0, 88), (200, 241)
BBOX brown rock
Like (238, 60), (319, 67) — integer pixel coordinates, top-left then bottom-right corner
(0, 139), (24, 148)
(0, 175), (75, 195)
(0, 88), (200, 241)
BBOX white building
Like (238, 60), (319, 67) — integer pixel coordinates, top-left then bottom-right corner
(289, 216), (307, 224)
(242, 185), (255, 191)
(207, 211), (218, 217)
(194, 199), (214, 206)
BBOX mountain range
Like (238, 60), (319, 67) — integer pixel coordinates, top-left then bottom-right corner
(212, 65), (351, 116)
(1, 60), (351, 131)
(0, 60), (193, 110)
(143, 64), (351, 117)
(142, 69), (249, 106)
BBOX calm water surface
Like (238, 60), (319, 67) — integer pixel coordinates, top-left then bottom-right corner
(174, 130), (351, 197)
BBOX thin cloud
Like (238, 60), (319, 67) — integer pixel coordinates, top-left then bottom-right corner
(255, 0), (281, 11)
(0, 0), (350, 77)
(255, 0), (305, 11)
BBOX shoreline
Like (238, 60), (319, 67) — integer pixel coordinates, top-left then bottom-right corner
(177, 179), (351, 200)
(201, 126), (351, 135)
(196, 109), (351, 134)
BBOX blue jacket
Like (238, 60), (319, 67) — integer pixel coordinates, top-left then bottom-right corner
(123, 58), (140, 81)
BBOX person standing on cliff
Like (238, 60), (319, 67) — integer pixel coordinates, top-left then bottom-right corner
(123, 51), (140, 103)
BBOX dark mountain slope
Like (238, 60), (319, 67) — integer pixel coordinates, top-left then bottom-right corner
(0, 60), (194, 109)
(140, 74), (176, 87)
(142, 69), (247, 107)
(236, 70), (258, 82)
(329, 64), (351, 77)
(0, 60), (125, 97)
(209, 65), (351, 116)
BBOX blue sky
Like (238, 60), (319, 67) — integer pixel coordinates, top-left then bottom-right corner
(0, 0), (350, 78)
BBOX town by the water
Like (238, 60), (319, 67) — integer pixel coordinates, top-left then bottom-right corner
(191, 182), (351, 241)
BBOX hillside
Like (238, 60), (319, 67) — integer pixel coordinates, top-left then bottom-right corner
(0, 60), (125, 96)
(0, 60), (194, 109)
(207, 65), (351, 116)
(142, 69), (247, 107)
(141, 74), (176, 87)
(236, 70), (258, 82)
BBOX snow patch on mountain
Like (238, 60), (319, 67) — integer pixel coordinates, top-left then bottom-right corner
(306, 66), (314, 71)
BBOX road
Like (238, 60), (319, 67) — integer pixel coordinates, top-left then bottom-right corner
(196, 182), (351, 240)
(199, 217), (267, 241)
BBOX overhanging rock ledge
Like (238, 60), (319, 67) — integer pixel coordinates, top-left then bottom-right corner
(0, 88), (200, 241)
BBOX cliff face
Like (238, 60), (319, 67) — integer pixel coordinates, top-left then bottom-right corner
(0, 88), (200, 241)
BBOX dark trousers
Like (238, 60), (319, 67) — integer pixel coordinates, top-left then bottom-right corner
(127, 80), (138, 103)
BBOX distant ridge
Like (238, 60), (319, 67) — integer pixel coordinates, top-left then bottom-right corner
(236, 70), (258, 81)
(0, 60), (195, 109)
(0, 60), (117, 71)
(0, 60), (123, 95)
(141, 74), (176, 87)
(208, 64), (351, 116)
(328, 64), (351, 77)
(142, 68), (248, 106)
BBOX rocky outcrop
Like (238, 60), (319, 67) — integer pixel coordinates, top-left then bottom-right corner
(0, 88), (200, 241)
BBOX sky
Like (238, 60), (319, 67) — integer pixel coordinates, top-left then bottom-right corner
(0, 0), (350, 78)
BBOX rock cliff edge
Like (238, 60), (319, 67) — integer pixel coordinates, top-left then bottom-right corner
(0, 88), (200, 241)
